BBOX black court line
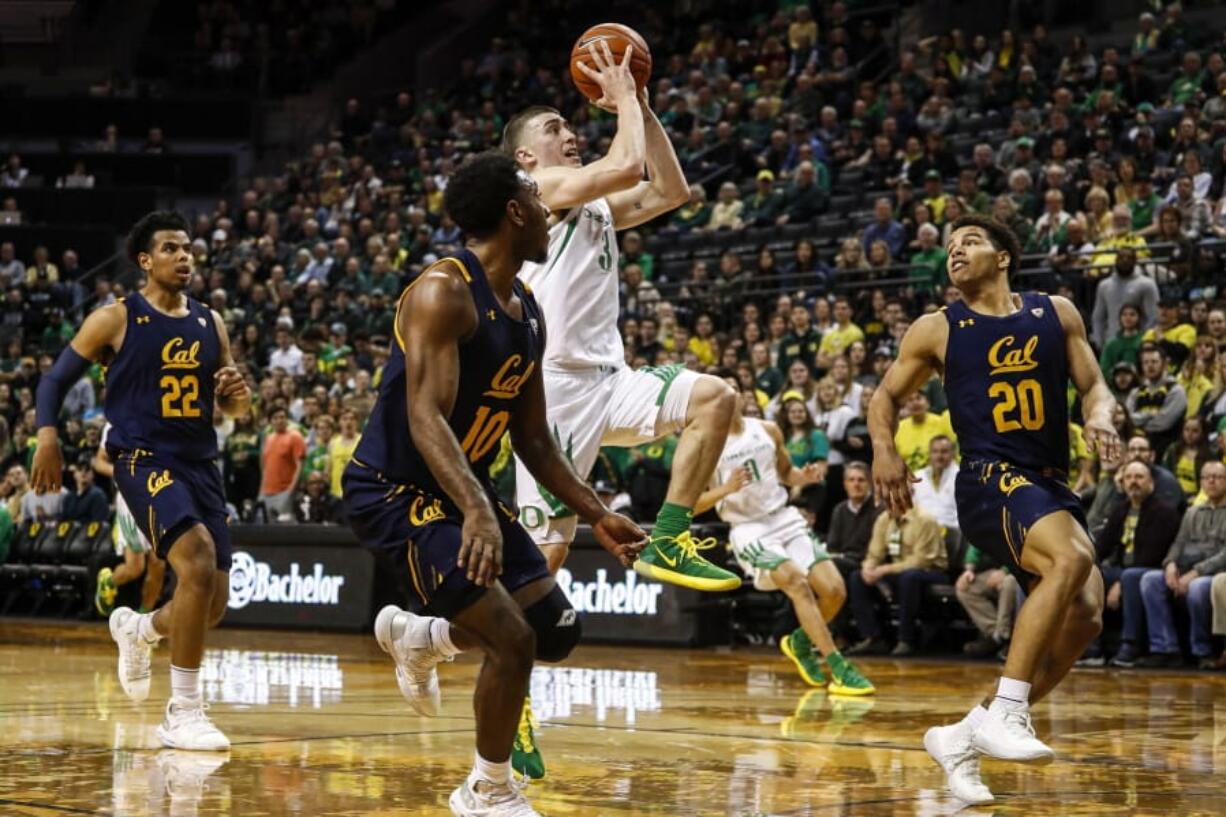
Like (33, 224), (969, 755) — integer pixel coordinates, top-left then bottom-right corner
(0, 798), (106, 816)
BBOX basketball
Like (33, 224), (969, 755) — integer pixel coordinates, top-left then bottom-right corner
(569, 23), (652, 102)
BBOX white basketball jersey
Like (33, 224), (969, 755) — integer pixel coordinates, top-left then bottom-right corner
(518, 197), (623, 370)
(713, 419), (789, 526)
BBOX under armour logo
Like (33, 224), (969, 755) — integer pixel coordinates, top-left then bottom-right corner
(136, 316), (151, 324)
(557, 609), (578, 627)
(958, 318), (975, 328)
(487, 309), (497, 321)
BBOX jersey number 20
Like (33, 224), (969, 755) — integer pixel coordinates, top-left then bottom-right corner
(160, 375), (201, 418)
(989, 379), (1044, 433)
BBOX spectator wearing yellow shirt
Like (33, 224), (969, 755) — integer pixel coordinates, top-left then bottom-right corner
(1089, 205), (1149, 274)
(894, 391), (957, 472)
(687, 312), (718, 366)
(1142, 298), (1196, 368)
(1177, 345), (1215, 417)
(327, 409), (362, 497)
(1162, 416), (1212, 499)
(816, 297), (865, 370)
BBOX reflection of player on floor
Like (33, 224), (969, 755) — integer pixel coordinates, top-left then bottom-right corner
(342, 153), (646, 817)
(696, 382), (874, 695)
(506, 40), (740, 591)
(32, 210), (252, 751)
(94, 424), (166, 616)
(868, 214), (1120, 805)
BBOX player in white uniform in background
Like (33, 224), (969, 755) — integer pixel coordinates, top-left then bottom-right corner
(94, 423), (166, 616)
(499, 42), (741, 779)
(697, 383), (875, 695)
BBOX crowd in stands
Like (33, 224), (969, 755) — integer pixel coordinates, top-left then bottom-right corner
(5, 0), (1226, 665)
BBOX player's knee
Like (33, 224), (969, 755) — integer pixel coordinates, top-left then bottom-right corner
(523, 585), (582, 663)
(171, 528), (216, 589)
(1054, 547), (1094, 586)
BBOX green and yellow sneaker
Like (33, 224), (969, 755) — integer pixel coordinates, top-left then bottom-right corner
(95, 567), (117, 616)
(633, 531), (741, 592)
(827, 654), (876, 696)
(511, 697), (545, 781)
(781, 628), (826, 687)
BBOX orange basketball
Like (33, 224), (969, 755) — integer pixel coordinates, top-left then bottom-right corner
(569, 23), (652, 102)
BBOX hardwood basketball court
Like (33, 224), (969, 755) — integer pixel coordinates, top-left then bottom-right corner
(1, 620), (1223, 816)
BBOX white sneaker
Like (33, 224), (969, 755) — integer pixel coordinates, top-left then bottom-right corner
(924, 722), (994, 805)
(156, 697), (230, 751)
(449, 774), (541, 817)
(374, 604), (450, 717)
(156, 749), (230, 807)
(109, 607), (152, 702)
(971, 701), (1054, 764)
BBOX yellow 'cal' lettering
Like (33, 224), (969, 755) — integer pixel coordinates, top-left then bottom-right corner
(147, 469), (174, 497)
(998, 473), (1032, 496)
(483, 355), (535, 400)
(409, 496), (445, 526)
(987, 335), (1039, 375)
(161, 338), (202, 371)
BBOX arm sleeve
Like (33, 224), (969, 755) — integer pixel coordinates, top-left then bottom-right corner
(35, 346), (92, 429)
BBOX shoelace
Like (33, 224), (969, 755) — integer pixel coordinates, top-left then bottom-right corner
(1002, 706), (1038, 737)
(475, 776), (530, 806)
(172, 702), (216, 727)
(671, 532), (719, 562)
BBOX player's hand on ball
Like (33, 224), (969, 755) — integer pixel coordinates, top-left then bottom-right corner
(458, 509), (504, 587)
(214, 366), (249, 401)
(30, 429), (64, 494)
(872, 450), (919, 518)
(591, 512), (647, 567)
(575, 39), (637, 111)
(1083, 417), (1120, 467)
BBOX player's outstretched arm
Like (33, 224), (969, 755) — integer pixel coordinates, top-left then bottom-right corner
(510, 365), (647, 566)
(532, 43), (645, 210)
(211, 309), (252, 418)
(607, 89), (689, 230)
(868, 312), (946, 516)
(31, 303), (126, 494)
(402, 266), (502, 586)
(1053, 295), (1121, 466)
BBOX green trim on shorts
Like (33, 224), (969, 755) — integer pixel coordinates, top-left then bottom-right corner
(740, 539), (788, 570)
(640, 363), (686, 407)
(808, 531), (831, 567)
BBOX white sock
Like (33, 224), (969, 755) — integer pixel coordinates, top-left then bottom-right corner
(430, 617), (460, 657)
(993, 677), (1031, 709)
(138, 613), (163, 644)
(472, 751), (510, 785)
(170, 665), (202, 703)
(961, 704), (988, 730)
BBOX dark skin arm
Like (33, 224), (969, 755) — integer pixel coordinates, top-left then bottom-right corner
(401, 264), (503, 586)
(211, 309), (252, 418)
(510, 363), (647, 566)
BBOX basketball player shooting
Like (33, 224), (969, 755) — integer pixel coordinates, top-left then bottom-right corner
(867, 213), (1120, 805)
(505, 36), (741, 591)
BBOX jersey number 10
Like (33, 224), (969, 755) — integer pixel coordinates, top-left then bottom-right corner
(461, 405), (509, 463)
(989, 378), (1044, 433)
(160, 375), (201, 418)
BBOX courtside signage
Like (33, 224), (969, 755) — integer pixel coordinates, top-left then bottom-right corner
(223, 542), (375, 629)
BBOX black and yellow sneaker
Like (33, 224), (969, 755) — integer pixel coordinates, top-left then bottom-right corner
(633, 531), (741, 592)
(510, 697), (545, 781)
(95, 567), (118, 616)
(781, 628), (826, 687)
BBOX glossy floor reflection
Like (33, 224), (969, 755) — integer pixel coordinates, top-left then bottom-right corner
(1, 620), (1225, 816)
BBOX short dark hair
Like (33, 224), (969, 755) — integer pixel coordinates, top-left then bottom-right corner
(443, 151), (524, 239)
(949, 213), (1021, 281)
(126, 210), (190, 265)
(501, 106), (560, 153)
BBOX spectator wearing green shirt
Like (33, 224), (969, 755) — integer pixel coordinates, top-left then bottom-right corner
(776, 161), (829, 225)
(777, 304), (822, 376)
(302, 415), (333, 488)
(624, 435), (677, 522)
(909, 224), (948, 295)
(751, 341), (783, 397)
(1167, 51), (1205, 107)
(619, 230), (655, 281)
(779, 392), (830, 517)
(743, 170), (785, 226)
(1129, 172), (1163, 236)
(1100, 303), (1145, 377)
(670, 183), (711, 232)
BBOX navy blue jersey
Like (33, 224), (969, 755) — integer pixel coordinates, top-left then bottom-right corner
(104, 291), (220, 461)
(353, 249), (546, 492)
(943, 292), (1070, 475)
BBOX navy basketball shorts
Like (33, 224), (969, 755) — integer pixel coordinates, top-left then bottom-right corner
(108, 448), (232, 571)
(342, 460), (550, 619)
(955, 460), (1088, 586)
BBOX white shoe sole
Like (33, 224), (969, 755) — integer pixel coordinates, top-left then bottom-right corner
(109, 609), (151, 703)
(924, 727), (994, 805)
(373, 605), (402, 655)
(156, 724), (231, 752)
(971, 733), (1055, 765)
